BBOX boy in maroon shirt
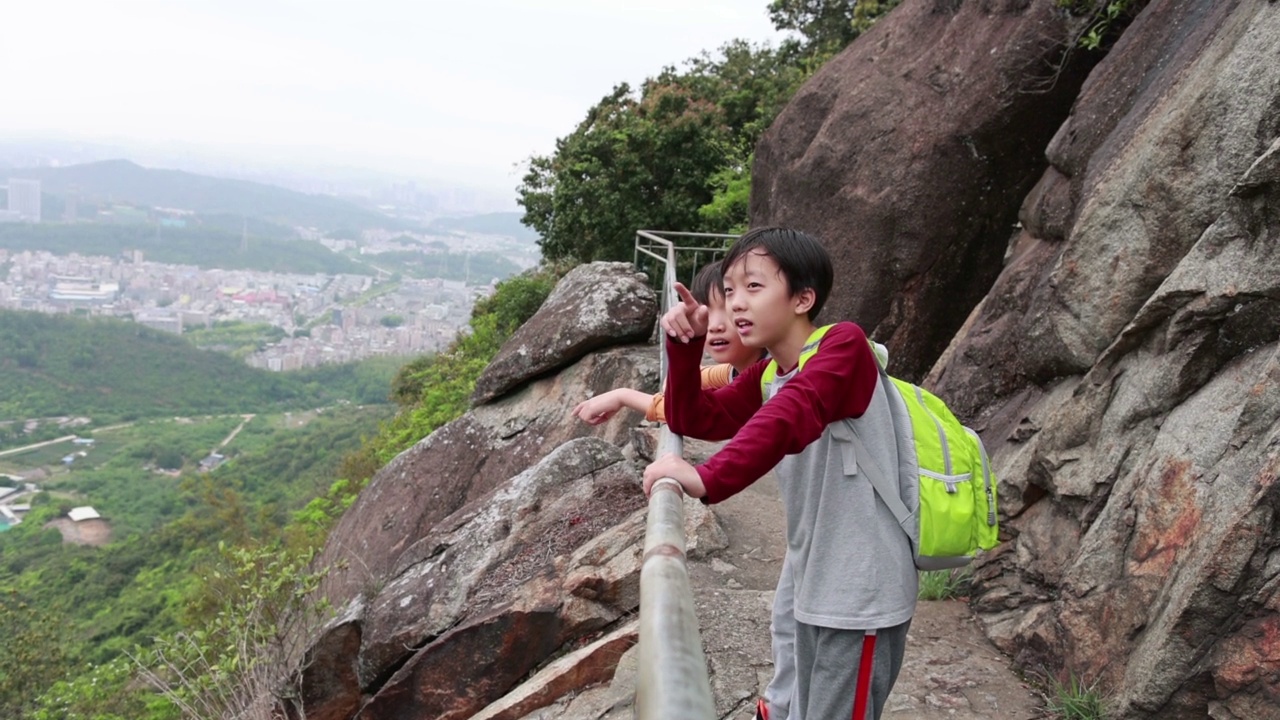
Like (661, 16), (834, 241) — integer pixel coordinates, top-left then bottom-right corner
(643, 227), (916, 720)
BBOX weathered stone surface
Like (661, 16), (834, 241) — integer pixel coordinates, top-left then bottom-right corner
(304, 438), (651, 720)
(471, 621), (638, 720)
(751, 0), (1098, 379)
(359, 592), (568, 720)
(472, 262), (657, 404)
(292, 618), (362, 720)
(291, 1), (1280, 717)
(516, 645), (639, 720)
(316, 344), (657, 608)
(929, 1), (1280, 716)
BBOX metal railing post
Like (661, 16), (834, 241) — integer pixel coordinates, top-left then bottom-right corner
(632, 231), (738, 719)
(636, 467), (715, 719)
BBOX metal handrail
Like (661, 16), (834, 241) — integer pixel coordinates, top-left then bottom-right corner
(634, 231), (718, 720)
(633, 229), (736, 293)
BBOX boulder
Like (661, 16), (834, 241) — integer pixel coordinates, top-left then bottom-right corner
(303, 438), (649, 720)
(316, 344), (658, 608)
(929, 1), (1280, 716)
(751, 0), (1099, 379)
(472, 262), (657, 404)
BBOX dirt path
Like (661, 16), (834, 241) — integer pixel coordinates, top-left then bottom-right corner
(0, 434), (77, 458)
(683, 439), (1043, 719)
(217, 414), (256, 449)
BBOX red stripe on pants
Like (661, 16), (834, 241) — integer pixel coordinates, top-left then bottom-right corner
(851, 630), (877, 720)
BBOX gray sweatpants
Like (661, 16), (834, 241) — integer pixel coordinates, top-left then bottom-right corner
(793, 618), (910, 720)
(763, 551), (797, 719)
(763, 551), (911, 720)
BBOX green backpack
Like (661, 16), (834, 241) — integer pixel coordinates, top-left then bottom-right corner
(760, 325), (999, 570)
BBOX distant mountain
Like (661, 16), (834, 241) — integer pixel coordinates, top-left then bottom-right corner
(428, 212), (540, 242)
(7, 160), (407, 232)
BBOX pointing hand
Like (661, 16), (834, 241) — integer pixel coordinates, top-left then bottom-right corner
(659, 282), (709, 344)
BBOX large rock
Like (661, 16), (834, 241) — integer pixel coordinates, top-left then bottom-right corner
(751, 0), (1099, 380)
(930, 1), (1280, 716)
(316, 344), (658, 607)
(301, 438), (650, 720)
(472, 262), (657, 404)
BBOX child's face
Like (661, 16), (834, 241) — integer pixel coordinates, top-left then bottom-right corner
(705, 289), (759, 372)
(722, 250), (806, 350)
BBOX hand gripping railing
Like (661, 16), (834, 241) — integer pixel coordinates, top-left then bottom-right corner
(634, 231), (720, 720)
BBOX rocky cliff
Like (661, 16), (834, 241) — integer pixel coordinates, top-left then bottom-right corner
(754, 0), (1280, 716)
(929, 2), (1280, 717)
(296, 1), (1280, 718)
(752, 0), (1101, 380)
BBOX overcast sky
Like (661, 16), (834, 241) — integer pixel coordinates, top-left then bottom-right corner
(0, 0), (783, 197)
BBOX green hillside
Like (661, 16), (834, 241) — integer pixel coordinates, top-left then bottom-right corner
(0, 310), (396, 422)
(10, 159), (404, 232)
(0, 405), (391, 681)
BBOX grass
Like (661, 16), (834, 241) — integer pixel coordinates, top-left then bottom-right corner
(1044, 671), (1108, 720)
(0, 439), (80, 469)
(917, 568), (971, 600)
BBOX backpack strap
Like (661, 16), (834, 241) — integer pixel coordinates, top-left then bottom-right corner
(833, 419), (912, 528)
(758, 323), (911, 527)
(760, 324), (835, 397)
(759, 324), (887, 392)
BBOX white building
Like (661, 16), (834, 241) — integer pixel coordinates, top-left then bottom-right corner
(68, 506), (101, 522)
(5, 178), (41, 223)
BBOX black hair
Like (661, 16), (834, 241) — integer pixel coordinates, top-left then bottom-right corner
(689, 259), (724, 305)
(721, 227), (833, 320)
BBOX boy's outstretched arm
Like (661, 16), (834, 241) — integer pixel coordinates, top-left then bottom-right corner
(573, 389), (653, 425)
(694, 323), (879, 503)
(664, 333), (765, 441)
(646, 364), (735, 423)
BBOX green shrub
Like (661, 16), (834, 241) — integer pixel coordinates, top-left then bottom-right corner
(369, 264), (565, 466)
(916, 568), (971, 601)
(1044, 671), (1108, 720)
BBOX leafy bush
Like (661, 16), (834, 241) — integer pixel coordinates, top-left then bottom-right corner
(136, 543), (333, 720)
(30, 656), (173, 720)
(1044, 671), (1109, 720)
(1057, 0), (1145, 50)
(917, 568), (971, 601)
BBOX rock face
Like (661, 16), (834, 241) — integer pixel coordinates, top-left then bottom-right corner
(300, 261), (739, 720)
(316, 343), (657, 607)
(301, 438), (650, 720)
(751, 0), (1099, 380)
(295, 1), (1280, 717)
(472, 262), (657, 404)
(927, 1), (1280, 717)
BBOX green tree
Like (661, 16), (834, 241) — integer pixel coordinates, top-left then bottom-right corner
(769, 0), (902, 64)
(519, 33), (870, 264)
(519, 81), (733, 263)
(0, 590), (68, 717)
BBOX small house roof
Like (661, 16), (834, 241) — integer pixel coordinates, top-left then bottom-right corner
(68, 506), (101, 522)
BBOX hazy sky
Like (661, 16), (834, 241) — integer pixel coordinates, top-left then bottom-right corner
(1, 0), (783, 196)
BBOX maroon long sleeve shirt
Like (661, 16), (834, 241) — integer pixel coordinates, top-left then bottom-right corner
(663, 321), (880, 503)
